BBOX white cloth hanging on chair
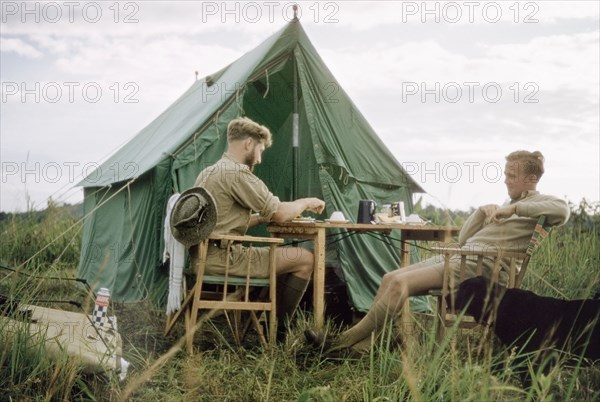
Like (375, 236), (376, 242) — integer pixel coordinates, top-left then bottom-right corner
(164, 193), (186, 315)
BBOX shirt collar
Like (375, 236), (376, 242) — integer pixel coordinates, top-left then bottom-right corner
(223, 152), (236, 162)
(223, 152), (250, 170)
(511, 190), (539, 203)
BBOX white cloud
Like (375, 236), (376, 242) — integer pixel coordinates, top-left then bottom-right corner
(322, 30), (599, 97)
(0, 37), (43, 58)
(0, 2), (285, 38)
(482, 31), (600, 93)
(331, 1), (600, 29)
(537, 1), (600, 22)
(45, 35), (244, 104)
(28, 34), (73, 55)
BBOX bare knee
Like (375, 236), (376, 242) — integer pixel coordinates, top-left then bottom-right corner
(294, 248), (313, 278)
(379, 272), (409, 310)
(381, 271), (404, 293)
(278, 247), (313, 279)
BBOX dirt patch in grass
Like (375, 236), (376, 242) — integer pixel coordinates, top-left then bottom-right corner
(112, 301), (176, 358)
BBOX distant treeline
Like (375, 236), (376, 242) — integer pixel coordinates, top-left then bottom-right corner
(1, 198), (598, 231)
(0, 200), (83, 269)
(0, 201), (83, 223)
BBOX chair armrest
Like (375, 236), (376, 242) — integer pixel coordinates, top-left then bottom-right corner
(430, 246), (527, 259)
(209, 234), (284, 244)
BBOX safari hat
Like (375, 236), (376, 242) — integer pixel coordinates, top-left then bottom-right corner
(170, 187), (217, 247)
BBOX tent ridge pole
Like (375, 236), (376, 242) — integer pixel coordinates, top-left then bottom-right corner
(292, 49), (299, 200)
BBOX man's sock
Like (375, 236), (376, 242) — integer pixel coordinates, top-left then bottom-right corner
(276, 274), (310, 331)
(334, 300), (392, 349)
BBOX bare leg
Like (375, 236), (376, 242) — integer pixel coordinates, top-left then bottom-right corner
(335, 261), (444, 349)
(275, 246), (313, 279)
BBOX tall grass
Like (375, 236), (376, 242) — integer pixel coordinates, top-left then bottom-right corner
(0, 201), (93, 400)
(1, 201), (598, 400)
(0, 320), (87, 400)
(0, 270), (98, 401)
(0, 199), (82, 271)
(524, 223), (600, 299)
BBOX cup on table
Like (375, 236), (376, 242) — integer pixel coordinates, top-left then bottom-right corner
(330, 211), (346, 221)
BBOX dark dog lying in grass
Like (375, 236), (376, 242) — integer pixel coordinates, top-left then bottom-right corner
(449, 276), (600, 384)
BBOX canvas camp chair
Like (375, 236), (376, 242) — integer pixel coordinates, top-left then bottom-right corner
(430, 215), (551, 342)
(163, 187), (283, 354)
(165, 234), (283, 354)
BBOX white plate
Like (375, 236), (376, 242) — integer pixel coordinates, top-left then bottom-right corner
(291, 218), (316, 223)
(324, 219), (350, 223)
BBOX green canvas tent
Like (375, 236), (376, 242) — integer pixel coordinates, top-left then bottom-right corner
(77, 19), (425, 313)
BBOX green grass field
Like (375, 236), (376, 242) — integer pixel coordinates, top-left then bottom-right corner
(1, 201), (599, 401)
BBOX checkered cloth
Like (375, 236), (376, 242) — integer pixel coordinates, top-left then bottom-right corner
(92, 305), (116, 330)
(93, 304), (108, 326)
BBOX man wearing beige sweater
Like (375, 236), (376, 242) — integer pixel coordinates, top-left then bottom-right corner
(305, 150), (570, 355)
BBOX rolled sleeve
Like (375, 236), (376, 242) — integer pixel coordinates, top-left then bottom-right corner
(458, 209), (486, 245)
(260, 193), (280, 221)
(231, 168), (280, 221)
(514, 195), (570, 226)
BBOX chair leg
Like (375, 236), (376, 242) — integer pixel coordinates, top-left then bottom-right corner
(435, 295), (446, 344)
(234, 310), (242, 346)
(436, 319), (446, 344)
(249, 311), (268, 347)
(268, 306), (277, 345)
(185, 303), (196, 355)
(165, 312), (174, 336)
(222, 310), (241, 347)
(241, 311), (252, 341)
(399, 298), (415, 352)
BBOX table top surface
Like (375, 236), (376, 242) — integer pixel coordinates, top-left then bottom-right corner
(268, 220), (460, 233)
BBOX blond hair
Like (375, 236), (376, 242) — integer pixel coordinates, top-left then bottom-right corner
(506, 150), (545, 180)
(227, 117), (273, 148)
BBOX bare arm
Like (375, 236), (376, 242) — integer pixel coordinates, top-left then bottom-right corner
(248, 213), (264, 228)
(270, 198), (325, 223)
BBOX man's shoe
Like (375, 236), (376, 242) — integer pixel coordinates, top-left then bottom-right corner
(303, 329), (332, 349)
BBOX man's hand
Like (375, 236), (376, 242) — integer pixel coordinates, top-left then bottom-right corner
(479, 204), (499, 219)
(479, 204), (500, 225)
(304, 198), (326, 214)
(479, 204), (517, 224)
(490, 204), (517, 223)
(271, 198), (326, 223)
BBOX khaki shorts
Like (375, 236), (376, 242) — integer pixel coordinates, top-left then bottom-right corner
(204, 243), (273, 278)
(415, 256), (509, 290)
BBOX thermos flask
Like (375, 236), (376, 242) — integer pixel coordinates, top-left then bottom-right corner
(357, 200), (376, 224)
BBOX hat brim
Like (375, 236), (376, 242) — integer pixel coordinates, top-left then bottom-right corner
(170, 187), (217, 247)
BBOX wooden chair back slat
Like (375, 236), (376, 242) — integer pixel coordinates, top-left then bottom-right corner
(430, 215), (552, 342)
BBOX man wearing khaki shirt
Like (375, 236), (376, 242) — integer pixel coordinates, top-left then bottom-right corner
(195, 117), (325, 339)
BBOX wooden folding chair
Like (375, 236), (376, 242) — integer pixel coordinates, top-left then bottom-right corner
(165, 233), (283, 354)
(430, 215), (551, 342)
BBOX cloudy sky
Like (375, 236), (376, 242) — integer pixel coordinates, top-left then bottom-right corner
(1, 1), (598, 212)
